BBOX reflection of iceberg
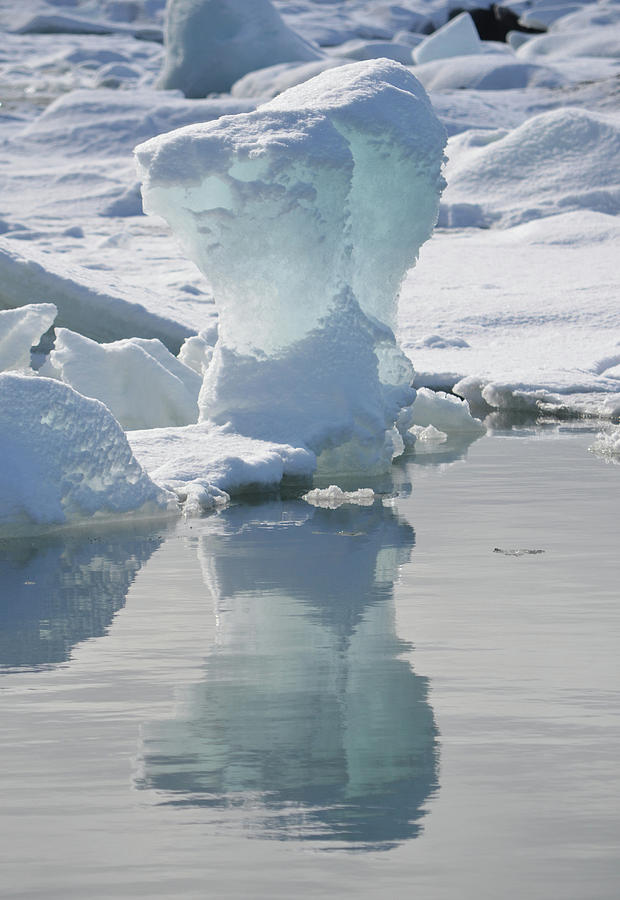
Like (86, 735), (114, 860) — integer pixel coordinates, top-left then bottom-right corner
(0, 529), (162, 670)
(136, 501), (438, 850)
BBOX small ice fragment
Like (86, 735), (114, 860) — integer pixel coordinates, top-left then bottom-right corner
(410, 424), (448, 444)
(302, 485), (376, 509)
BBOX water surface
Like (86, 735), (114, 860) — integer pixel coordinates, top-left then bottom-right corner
(1, 429), (618, 898)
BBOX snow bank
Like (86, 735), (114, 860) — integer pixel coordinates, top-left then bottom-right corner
(158, 0), (322, 97)
(43, 328), (201, 429)
(413, 55), (565, 92)
(442, 107), (620, 228)
(137, 60), (446, 474)
(0, 240), (192, 352)
(0, 304), (57, 373)
(0, 373), (173, 536)
(516, 28), (620, 61)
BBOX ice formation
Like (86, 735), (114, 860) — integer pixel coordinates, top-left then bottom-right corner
(137, 60), (446, 474)
(43, 328), (201, 429)
(0, 373), (173, 536)
(158, 0), (322, 97)
(0, 303), (57, 373)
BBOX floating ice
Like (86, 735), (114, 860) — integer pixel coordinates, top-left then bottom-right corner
(43, 328), (202, 429)
(302, 485), (376, 509)
(0, 303), (57, 373)
(136, 60), (446, 474)
(0, 373), (174, 536)
(158, 0), (322, 97)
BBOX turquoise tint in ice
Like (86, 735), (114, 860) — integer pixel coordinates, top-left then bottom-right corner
(137, 60), (446, 472)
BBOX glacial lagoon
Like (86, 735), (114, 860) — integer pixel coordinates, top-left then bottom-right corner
(1, 428), (619, 899)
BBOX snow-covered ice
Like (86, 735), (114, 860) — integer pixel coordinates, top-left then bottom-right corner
(0, 373), (173, 536)
(0, 0), (618, 530)
(42, 328), (202, 429)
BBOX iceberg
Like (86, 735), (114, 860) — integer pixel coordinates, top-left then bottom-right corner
(136, 59), (446, 474)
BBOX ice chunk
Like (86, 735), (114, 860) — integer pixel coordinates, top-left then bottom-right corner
(302, 485), (376, 508)
(177, 323), (218, 376)
(0, 304), (57, 373)
(413, 12), (482, 65)
(158, 0), (322, 97)
(136, 60), (446, 474)
(43, 328), (202, 429)
(0, 374), (174, 536)
(410, 388), (486, 434)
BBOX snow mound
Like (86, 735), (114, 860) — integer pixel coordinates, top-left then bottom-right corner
(302, 485), (376, 508)
(20, 89), (257, 158)
(0, 374), (173, 536)
(413, 12), (481, 65)
(43, 328), (201, 430)
(158, 0), (322, 97)
(231, 59), (343, 99)
(0, 304), (57, 373)
(136, 60), (446, 474)
(442, 107), (620, 228)
(0, 239), (191, 353)
(413, 55), (565, 92)
(516, 28), (620, 60)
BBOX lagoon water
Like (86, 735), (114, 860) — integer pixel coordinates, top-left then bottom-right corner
(1, 429), (619, 899)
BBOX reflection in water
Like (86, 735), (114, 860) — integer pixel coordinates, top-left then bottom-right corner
(0, 529), (162, 670)
(136, 501), (439, 850)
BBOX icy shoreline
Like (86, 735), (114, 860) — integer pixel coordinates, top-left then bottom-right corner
(0, 0), (619, 533)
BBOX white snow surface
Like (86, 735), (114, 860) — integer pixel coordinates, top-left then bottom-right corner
(0, 373), (173, 536)
(0, 0), (619, 528)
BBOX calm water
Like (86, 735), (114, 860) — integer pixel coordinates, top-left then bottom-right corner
(1, 429), (618, 899)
